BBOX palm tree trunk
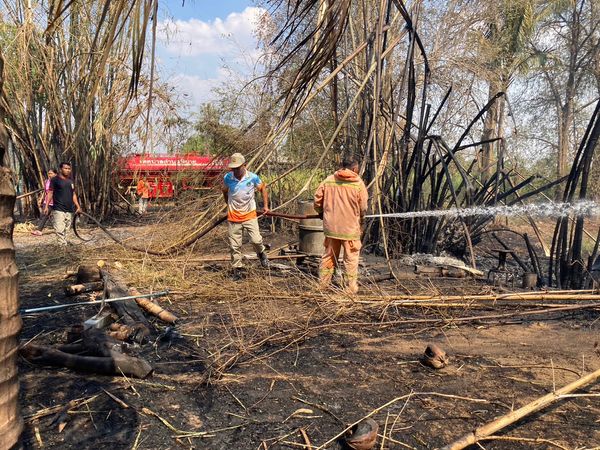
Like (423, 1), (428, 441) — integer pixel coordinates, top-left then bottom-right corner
(0, 53), (23, 449)
(480, 80), (502, 182)
(557, 100), (574, 179)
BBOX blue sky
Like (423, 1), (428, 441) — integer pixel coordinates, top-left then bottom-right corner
(160, 0), (254, 22)
(156, 0), (265, 111)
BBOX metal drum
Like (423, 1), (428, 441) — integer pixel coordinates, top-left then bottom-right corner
(298, 200), (325, 256)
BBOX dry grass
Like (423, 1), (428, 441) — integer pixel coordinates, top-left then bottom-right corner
(62, 205), (600, 390)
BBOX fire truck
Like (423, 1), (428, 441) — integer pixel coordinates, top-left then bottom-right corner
(117, 153), (228, 199)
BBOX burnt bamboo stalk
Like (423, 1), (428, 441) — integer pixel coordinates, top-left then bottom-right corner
(434, 140), (475, 266)
(588, 226), (600, 274)
(441, 366), (600, 450)
(425, 86), (452, 135)
(570, 105), (600, 288)
(549, 100), (600, 287)
(523, 233), (543, 282)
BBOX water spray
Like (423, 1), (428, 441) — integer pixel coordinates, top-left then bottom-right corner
(365, 201), (600, 220)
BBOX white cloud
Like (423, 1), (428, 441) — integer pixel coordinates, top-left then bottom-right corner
(158, 6), (266, 58)
(169, 71), (226, 107)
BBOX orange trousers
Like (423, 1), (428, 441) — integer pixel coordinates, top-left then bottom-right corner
(319, 237), (361, 294)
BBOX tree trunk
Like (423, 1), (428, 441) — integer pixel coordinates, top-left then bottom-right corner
(0, 52), (23, 449)
(480, 80), (502, 182)
(557, 99), (574, 181)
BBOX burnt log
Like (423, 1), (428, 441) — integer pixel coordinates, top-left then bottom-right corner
(64, 281), (104, 296)
(76, 264), (102, 283)
(101, 270), (150, 342)
(82, 328), (130, 356)
(20, 344), (153, 379)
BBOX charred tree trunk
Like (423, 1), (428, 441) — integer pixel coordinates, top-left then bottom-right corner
(0, 53), (23, 449)
(20, 344), (153, 379)
(101, 269), (151, 343)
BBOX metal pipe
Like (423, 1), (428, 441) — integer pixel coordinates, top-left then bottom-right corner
(21, 290), (170, 314)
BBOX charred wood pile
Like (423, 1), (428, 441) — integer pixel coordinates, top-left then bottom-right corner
(20, 264), (177, 379)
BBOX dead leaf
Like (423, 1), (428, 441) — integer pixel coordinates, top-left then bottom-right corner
(283, 408), (317, 422)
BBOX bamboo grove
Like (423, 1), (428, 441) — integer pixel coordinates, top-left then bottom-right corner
(251, 0), (599, 286)
(0, 1), (159, 447)
(0, 1), (598, 446)
(0, 0), (166, 218)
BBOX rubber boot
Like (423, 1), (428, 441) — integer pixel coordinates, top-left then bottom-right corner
(259, 252), (270, 268)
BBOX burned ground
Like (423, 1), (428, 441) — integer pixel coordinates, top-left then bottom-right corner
(15, 216), (600, 450)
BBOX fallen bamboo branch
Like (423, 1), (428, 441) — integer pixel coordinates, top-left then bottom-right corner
(24, 395), (100, 422)
(16, 188), (43, 200)
(304, 302), (600, 331)
(102, 388), (130, 409)
(99, 254), (306, 263)
(441, 366), (600, 450)
(354, 291), (600, 304)
(480, 435), (569, 450)
(300, 428), (313, 450)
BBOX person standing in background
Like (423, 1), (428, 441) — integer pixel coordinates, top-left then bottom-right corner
(32, 168), (57, 236)
(44, 162), (82, 246)
(137, 175), (151, 214)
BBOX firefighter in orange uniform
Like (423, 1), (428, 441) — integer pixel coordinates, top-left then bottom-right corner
(314, 157), (368, 294)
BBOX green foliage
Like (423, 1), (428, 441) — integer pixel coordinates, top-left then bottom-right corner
(183, 103), (252, 156)
(477, 0), (541, 81)
(262, 168), (329, 205)
(181, 134), (208, 154)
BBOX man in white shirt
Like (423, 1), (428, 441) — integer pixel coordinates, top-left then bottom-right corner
(222, 153), (270, 280)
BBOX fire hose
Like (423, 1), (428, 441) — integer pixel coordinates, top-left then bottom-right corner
(72, 210), (320, 255)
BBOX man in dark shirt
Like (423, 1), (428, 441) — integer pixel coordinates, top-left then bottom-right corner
(44, 162), (82, 246)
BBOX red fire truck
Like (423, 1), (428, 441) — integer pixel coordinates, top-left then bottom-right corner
(117, 153), (228, 199)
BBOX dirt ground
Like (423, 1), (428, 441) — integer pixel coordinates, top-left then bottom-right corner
(14, 212), (600, 450)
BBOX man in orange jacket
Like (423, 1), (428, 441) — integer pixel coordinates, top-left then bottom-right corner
(314, 157), (368, 294)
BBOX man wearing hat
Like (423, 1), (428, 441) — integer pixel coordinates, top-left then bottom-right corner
(222, 153), (270, 279)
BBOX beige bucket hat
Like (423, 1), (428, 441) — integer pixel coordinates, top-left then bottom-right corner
(228, 153), (246, 169)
